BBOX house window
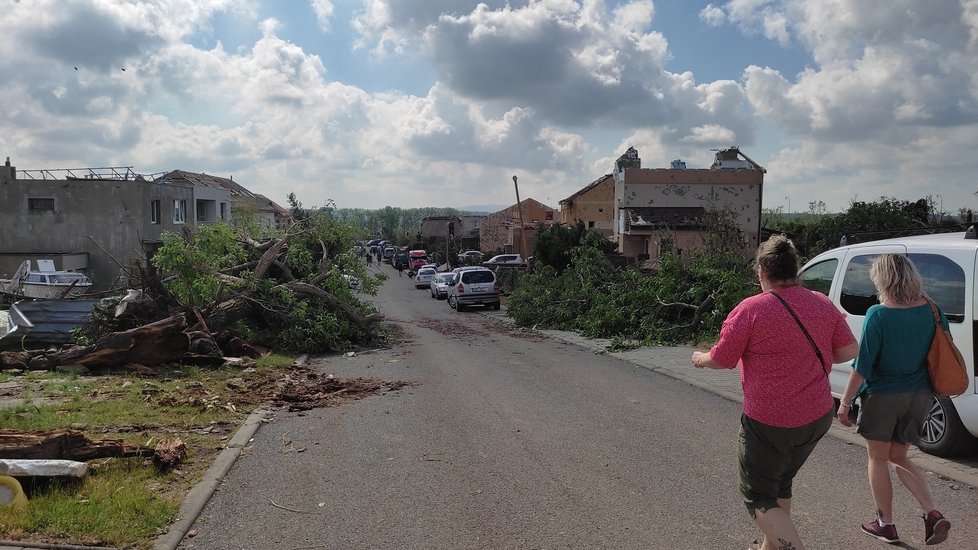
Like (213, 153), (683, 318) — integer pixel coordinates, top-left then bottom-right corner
(173, 199), (187, 224)
(588, 221), (595, 228)
(28, 197), (55, 212)
(545, 211), (553, 221)
(220, 202), (228, 220)
(150, 200), (161, 224)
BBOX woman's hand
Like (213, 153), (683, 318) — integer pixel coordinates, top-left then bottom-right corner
(837, 402), (853, 427)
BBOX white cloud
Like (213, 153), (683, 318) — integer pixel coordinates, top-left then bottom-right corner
(310, 0), (335, 32)
(699, 4), (727, 26)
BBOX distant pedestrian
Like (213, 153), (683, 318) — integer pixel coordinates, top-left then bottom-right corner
(691, 235), (858, 550)
(396, 263), (404, 277)
(837, 254), (951, 545)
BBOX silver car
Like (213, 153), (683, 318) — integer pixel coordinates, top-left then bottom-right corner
(429, 272), (454, 299)
(447, 268), (500, 311)
(414, 267), (437, 289)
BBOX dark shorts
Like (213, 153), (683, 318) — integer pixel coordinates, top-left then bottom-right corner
(738, 409), (833, 517)
(857, 389), (932, 444)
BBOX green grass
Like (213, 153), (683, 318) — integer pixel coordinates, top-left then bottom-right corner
(0, 353), (296, 548)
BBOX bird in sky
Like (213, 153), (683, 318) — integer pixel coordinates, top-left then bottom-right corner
(121, 67), (126, 72)
(73, 66), (77, 70)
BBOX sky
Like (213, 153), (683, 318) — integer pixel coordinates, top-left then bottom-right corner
(2, 1), (978, 215)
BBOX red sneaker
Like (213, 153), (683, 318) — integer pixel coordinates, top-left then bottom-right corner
(924, 510), (950, 545)
(862, 517), (900, 544)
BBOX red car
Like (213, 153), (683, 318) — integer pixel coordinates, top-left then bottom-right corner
(408, 250), (429, 271)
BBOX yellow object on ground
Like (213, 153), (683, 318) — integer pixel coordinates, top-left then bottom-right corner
(0, 475), (27, 509)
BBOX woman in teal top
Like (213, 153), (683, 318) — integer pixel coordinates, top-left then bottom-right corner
(838, 254), (951, 545)
(852, 303), (940, 394)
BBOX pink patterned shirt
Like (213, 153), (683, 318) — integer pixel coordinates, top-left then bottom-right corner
(710, 286), (856, 428)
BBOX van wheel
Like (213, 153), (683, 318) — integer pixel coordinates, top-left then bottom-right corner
(918, 396), (978, 457)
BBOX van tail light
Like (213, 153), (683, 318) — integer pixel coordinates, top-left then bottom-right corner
(457, 283), (465, 294)
(494, 281), (500, 292)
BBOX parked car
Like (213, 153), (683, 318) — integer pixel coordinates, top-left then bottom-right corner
(340, 274), (361, 290)
(392, 252), (409, 270)
(797, 230), (978, 456)
(383, 246), (396, 261)
(430, 272), (454, 299)
(414, 267), (437, 289)
(408, 250), (429, 271)
(447, 268), (500, 311)
(484, 254), (524, 266)
(457, 250), (483, 262)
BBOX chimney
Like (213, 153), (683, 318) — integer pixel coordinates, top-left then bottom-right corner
(0, 156), (15, 183)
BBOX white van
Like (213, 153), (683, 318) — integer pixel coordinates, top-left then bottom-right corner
(798, 230), (978, 456)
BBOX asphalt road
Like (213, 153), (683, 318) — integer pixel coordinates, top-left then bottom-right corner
(178, 263), (978, 549)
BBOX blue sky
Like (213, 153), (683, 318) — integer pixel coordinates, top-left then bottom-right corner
(2, 1), (977, 215)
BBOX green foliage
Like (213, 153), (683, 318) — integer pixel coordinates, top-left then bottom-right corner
(151, 209), (381, 353)
(532, 220), (617, 273)
(152, 224), (248, 307)
(508, 209), (756, 345)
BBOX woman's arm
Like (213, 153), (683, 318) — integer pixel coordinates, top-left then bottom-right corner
(691, 350), (728, 370)
(833, 342), (859, 364)
(837, 368), (866, 427)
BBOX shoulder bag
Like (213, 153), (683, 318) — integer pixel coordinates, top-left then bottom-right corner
(925, 298), (969, 397)
(769, 292), (828, 377)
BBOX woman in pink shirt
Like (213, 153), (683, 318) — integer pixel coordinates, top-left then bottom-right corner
(692, 235), (858, 550)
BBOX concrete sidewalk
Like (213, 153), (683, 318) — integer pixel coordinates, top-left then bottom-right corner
(511, 317), (978, 490)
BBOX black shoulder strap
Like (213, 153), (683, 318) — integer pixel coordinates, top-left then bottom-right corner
(770, 291), (828, 377)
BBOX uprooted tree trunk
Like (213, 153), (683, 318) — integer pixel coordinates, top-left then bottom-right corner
(43, 314), (196, 369)
(0, 429), (154, 461)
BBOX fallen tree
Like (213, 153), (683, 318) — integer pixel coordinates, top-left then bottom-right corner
(0, 212), (384, 371)
(0, 429), (154, 461)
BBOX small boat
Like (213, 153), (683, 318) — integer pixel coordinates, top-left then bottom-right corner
(0, 260), (93, 299)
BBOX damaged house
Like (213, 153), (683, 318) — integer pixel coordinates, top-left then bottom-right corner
(612, 147), (764, 263)
(0, 158), (288, 291)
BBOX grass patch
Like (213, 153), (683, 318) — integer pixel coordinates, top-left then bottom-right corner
(0, 353), (296, 548)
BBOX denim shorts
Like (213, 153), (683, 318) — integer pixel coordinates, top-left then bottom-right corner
(738, 409), (833, 517)
(857, 389), (932, 444)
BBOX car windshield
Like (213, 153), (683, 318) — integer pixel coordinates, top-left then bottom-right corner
(435, 274), (453, 283)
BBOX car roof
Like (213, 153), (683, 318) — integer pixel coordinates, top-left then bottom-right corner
(810, 231), (978, 260)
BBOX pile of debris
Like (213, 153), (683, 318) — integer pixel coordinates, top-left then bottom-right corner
(0, 230), (382, 371)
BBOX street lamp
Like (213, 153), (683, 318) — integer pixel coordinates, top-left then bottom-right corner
(785, 196), (790, 215)
(936, 194), (943, 222)
(512, 175), (529, 258)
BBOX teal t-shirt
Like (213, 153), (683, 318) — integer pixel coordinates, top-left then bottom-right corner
(853, 303), (945, 394)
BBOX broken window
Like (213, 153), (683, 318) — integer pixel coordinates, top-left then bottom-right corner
(28, 197), (55, 212)
(173, 199), (187, 224)
(150, 200), (161, 224)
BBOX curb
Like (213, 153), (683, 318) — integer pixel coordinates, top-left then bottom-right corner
(151, 408), (270, 550)
(152, 354), (308, 550)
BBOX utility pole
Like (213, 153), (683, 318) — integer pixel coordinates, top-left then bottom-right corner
(446, 219), (453, 268)
(513, 175), (529, 258)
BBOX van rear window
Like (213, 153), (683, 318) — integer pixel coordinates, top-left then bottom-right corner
(462, 271), (494, 284)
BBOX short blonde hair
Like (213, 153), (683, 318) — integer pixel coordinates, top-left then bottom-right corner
(870, 254), (924, 304)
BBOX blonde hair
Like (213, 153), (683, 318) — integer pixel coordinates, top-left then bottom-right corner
(870, 254), (924, 304)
